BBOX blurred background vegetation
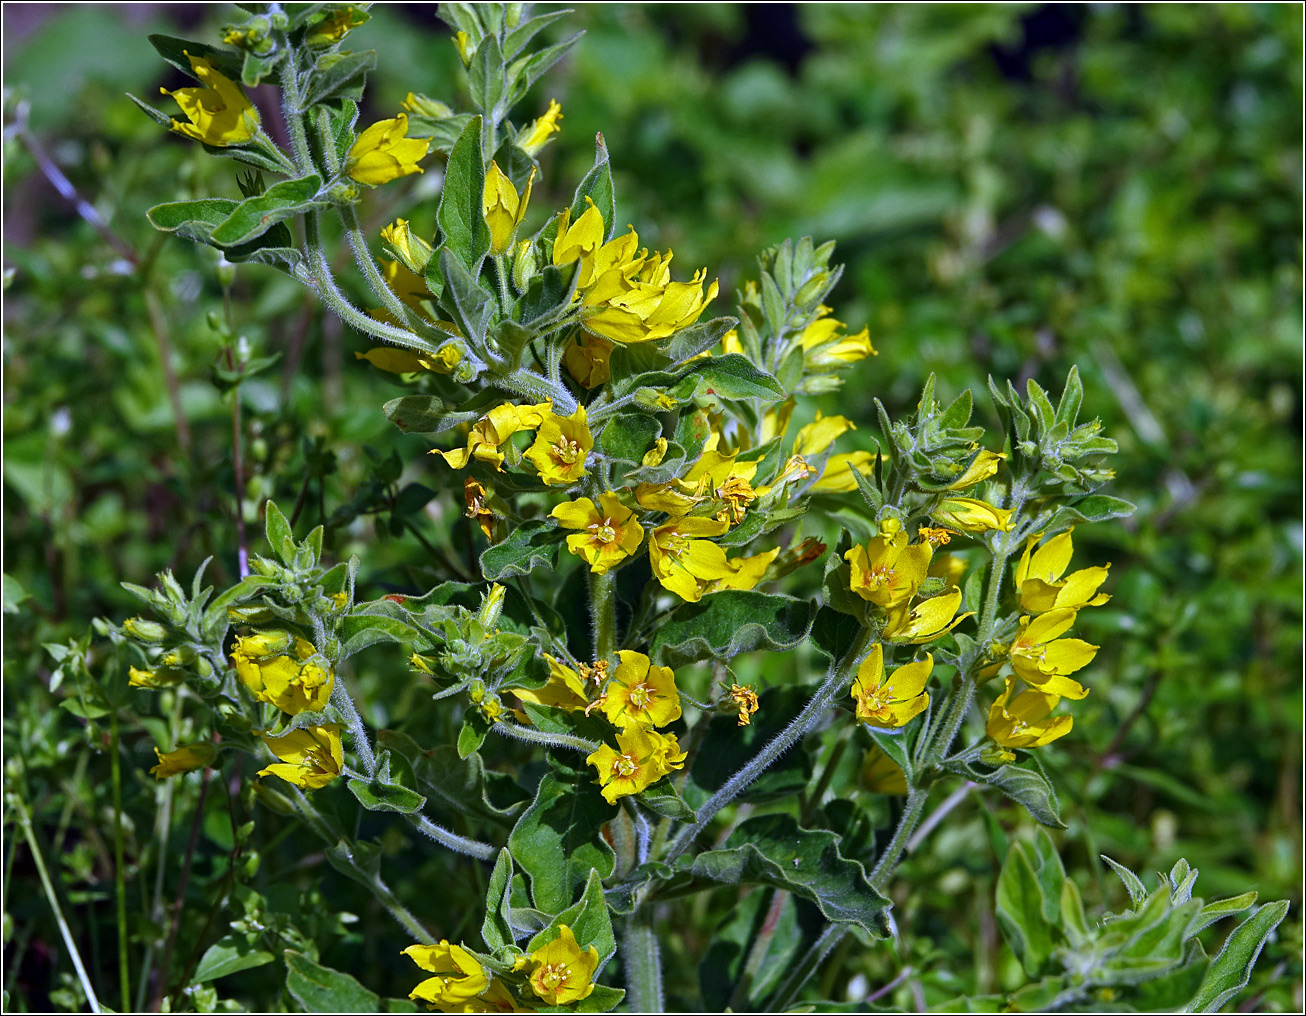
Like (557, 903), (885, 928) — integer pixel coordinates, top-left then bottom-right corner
(3, 3), (1300, 1011)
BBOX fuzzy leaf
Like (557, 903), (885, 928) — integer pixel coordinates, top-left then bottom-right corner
(480, 521), (563, 581)
(303, 50), (376, 107)
(650, 590), (813, 669)
(1183, 901), (1289, 1013)
(284, 950), (382, 1013)
(508, 771), (616, 915)
(193, 937), (276, 982)
(209, 176), (326, 247)
(437, 115), (490, 271)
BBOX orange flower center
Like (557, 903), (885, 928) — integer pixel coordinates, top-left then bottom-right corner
(536, 962), (571, 993)
(611, 753), (638, 779)
(551, 436), (583, 465)
(590, 518), (618, 544)
(863, 563), (894, 589)
(628, 682), (653, 711)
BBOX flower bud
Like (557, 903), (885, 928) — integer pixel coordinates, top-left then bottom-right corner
(511, 239), (540, 293)
(401, 92), (454, 119)
(234, 630), (294, 657)
(124, 617), (168, 643)
(478, 583), (506, 630)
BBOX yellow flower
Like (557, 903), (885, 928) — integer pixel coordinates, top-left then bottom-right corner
(708, 545), (780, 595)
(800, 306), (876, 368)
(355, 346), (461, 376)
(526, 925), (600, 1006)
(258, 725), (343, 790)
(512, 655), (592, 712)
(602, 651), (681, 730)
(347, 113), (430, 186)
(161, 53), (260, 147)
(946, 450), (1003, 490)
(860, 746), (908, 795)
(581, 246), (720, 344)
(683, 450), (760, 523)
(1009, 609), (1097, 700)
(850, 645), (931, 728)
(986, 677), (1073, 750)
(635, 482), (702, 515)
(432, 402), (552, 470)
(524, 407), (593, 486)
(233, 635), (333, 715)
(809, 451), (875, 494)
(518, 98), (563, 156)
(149, 742), (215, 779)
(727, 683), (760, 726)
(648, 515), (732, 602)
(551, 493), (643, 573)
(793, 413), (856, 457)
(403, 940), (490, 1010)
(551, 198), (607, 287)
(380, 218), (433, 274)
(844, 519), (932, 609)
(928, 551), (968, 587)
(930, 497), (1014, 533)
(643, 438), (668, 467)
(464, 477), (495, 540)
(1013, 530), (1111, 613)
(401, 92), (454, 119)
(883, 588), (972, 644)
(483, 162), (536, 256)
(587, 727), (686, 804)
(305, 5), (368, 45)
(129, 666), (185, 689)
(563, 332), (615, 388)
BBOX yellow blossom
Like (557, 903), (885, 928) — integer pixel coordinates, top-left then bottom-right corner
(708, 545), (780, 595)
(602, 651), (681, 730)
(149, 742), (215, 779)
(355, 345), (461, 376)
(684, 450), (759, 523)
(512, 655), (591, 713)
(401, 92), (454, 119)
(347, 113), (430, 186)
(525, 926), (600, 1006)
(850, 644), (931, 728)
(947, 450), (1003, 490)
(930, 497), (1014, 533)
(928, 551), (968, 587)
(643, 437), (668, 467)
(305, 5), (368, 45)
(1009, 609), (1097, 699)
(634, 482), (702, 515)
(563, 332), (615, 388)
(844, 518), (932, 609)
(580, 244), (719, 344)
(810, 451), (876, 494)
(860, 746), (908, 795)
(258, 725), (343, 790)
(161, 53), (260, 147)
(464, 477), (495, 539)
(551, 493), (643, 573)
(518, 98), (563, 156)
(551, 198), (607, 287)
(483, 162), (536, 256)
(1013, 530), (1111, 613)
(402, 940), (490, 1010)
(523, 407), (593, 485)
(986, 677), (1073, 750)
(432, 402), (551, 470)
(232, 635), (333, 715)
(793, 412), (856, 457)
(883, 588), (972, 644)
(799, 306), (876, 368)
(648, 516), (732, 602)
(727, 683), (760, 726)
(586, 727), (686, 804)
(380, 218), (433, 274)
(129, 666), (185, 689)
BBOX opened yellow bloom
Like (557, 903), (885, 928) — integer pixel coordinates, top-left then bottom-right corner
(348, 113), (430, 186)
(483, 162), (536, 255)
(635, 481), (702, 515)
(684, 450), (760, 524)
(602, 651), (681, 731)
(793, 413), (856, 457)
(845, 519), (932, 609)
(860, 746), (908, 795)
(1009, 609), (1096, 699)
(551, 198), (607, 287)
(586, 727), (686, 804)
(551, 493), (643, 573)
(403, 940), (489, 1010)
(512, 655), (592, 713)
(524, 407), (593, 485)
(232, 635), (333, 715)
(850, 644), (931, 728)
(986, 677), (1073, 749)
(150, 742), (215, 779)
(563, 332), (614, 388)
(947, 450), (1003, 490)
(258, 725), (343, 790)
(931, 497), (1014, 533)
(1013, 530), (1111, 613)
(581, 246), (719, 344)
(883, 588), (972, 644)
(526, 925), (600, 1006)
(162, 53), (260, 146)
(432, 402), (551, 470)
(518, 98), (563, 156)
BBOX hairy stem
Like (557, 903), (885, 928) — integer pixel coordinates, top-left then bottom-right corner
(110, 711), (130, 1012)
(589, 568), (617, 663)
(408, 815), (498, 861)
(622, 911), (664, 1013)
(869, 786), (928, 891)
(664, 628), (874, 864)
(331, 677), (376, 776)
(496, 720), (599, 754)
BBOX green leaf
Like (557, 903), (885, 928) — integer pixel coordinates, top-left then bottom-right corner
(669, 354), (785, 403)
(809, 604), (865, 662)
(147, 197), (240, 244)
(468, 32), (507, 119)
(515, 261), (581, 329)
(209, 176), (326, 247)
(1102, 855), (1149, 906)
(690, 813), (890, 936)
(1183, 901), (1289, 1013)
(480, 521), (563, 581)
(303, 50), (377, 107)
(481, 849), (515, 952)
(507, 34), (584, 110)
(148, 34), (241, 78)
(995, 842), (1055, 977)
(284, 950), (381, 1013)
(377, 731), (525, 823)
(337, 614), (419, 658)
(529, 869), (617, 966)
(946, 759), (1064, 828)
(439, 247), (498, 345)
(508, 771), (616, 914)
(458, 712), (491, 758)
(1047, 495), (1136, 528)
(1190, 891), (1258, 936)
(570, 985), (625, 1013)
(265, 501), (293, 563)
(650, 590), (813, 669)
(570, 134), (616, 240)
(600, 413), (662, 464)
(635, 778), (695, 821)
(659, 316), (737, 363)
(347, 777), (426, 815)
(383, 395), (478, 435)
(192, 937), (276, 982)
(437, 115), (490, 271)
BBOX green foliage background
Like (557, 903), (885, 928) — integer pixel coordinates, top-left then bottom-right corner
(3, 3), (1300, 1011)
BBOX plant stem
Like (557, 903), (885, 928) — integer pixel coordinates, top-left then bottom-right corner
(766, 922), (845, 1013)
(408, 814), (498, 862)
(664, 628), (874, 864)
(622, 911), (664, 1013)
(495, 720), (599, 754)
(110, 711), (130, 1012)
(870, 786), (928, 891)
(331, 678), (376, 776)
(10, 793), (103, 1013)
(143, 288), (192, 455)
(589, 568), (617, 662)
